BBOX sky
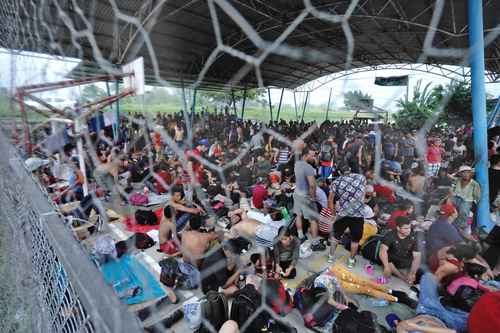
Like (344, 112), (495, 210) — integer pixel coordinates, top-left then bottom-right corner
(1, 49), (499, 112)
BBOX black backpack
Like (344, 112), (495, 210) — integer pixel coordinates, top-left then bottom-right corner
(230, 285), (269, 332)
(159, 258), (180, 287)
(360, 235), (383, 265)
(293, 287), (336, 328)
(135, 209), (158, 225)
(134, 233), (155, 250)
(196, 291), (229, 333)
(332, 308), (386, 333)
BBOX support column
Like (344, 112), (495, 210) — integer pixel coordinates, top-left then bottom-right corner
(325, 88), (333, 121)
(75, 118), (88, 196)
(115, 80), (120, 142)
(468, 0), (492, 231)
(267, 88), (273, 123)
(231, 90), (237, 116)
(301, 91), (309, 122)
(276, 88), (284, 122)
(293, 91), (298, 120)
(17, 91), (31, 155)
(241, 87), (247, 119)
(191, 88), (197, 123)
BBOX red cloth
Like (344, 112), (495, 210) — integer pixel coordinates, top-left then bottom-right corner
(373, 184), (396, 203)
(387, 210), (409, 230)
(252, 184), (268, 209)
(468, 292), (500, 333)
(123, 208), (163, 233)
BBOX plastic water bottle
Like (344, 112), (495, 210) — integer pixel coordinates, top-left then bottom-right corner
(369, 298), (389, 307)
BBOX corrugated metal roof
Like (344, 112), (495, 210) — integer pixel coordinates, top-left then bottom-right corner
(1, 0), (499, 89)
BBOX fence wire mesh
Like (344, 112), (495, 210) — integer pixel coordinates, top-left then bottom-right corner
(0, 1), (499, 333)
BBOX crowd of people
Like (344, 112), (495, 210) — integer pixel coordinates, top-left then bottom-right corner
(30, 107), (500, 333)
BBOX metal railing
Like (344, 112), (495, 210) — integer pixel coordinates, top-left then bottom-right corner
(0, 129), (143, 333)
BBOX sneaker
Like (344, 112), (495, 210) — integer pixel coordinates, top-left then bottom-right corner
(346, 257), (356, 269)
(327, 255), (335, 263)
(311, 242), (326, 252)
(299, 235), (308, 244)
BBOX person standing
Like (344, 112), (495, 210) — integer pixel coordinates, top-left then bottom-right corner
(293, 142), (325, 251)
(328, 165), (366, 268)
(453, 165), (480, 236)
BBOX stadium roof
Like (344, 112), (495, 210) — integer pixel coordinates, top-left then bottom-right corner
(1, 0), (499, 90)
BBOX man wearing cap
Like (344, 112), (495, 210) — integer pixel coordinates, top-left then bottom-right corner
(426, 203), (464, 264)
(453, 165), (480, 236)
(328, 165), (367, 268)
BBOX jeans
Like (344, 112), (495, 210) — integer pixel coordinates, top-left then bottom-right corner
(175, 213), (191, 231)
(416, 273), (469, 332)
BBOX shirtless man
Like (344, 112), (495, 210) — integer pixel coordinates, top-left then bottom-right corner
(180, 215), (219, 268)
(227, 209), (285, 248)
(174, 122), (184, 147)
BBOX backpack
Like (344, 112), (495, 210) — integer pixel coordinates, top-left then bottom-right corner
(130, 193), (149, 206)
(293, 287), (336, 328)
(360, 235), (383, 265)
(160, 258), (199, 289)
(264, 279), (294, 316)
(230, 285), (269, 332)
(135, 209), (158, 225)
(332, 308), (385, 333)
(159, 258), (180, 287)
(135, 233), (155, 250)
(196, 291), (228, 333)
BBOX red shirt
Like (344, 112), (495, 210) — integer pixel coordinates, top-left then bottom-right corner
(427, 146), (442, 163)
(155, 170), (172, 193)
(252, 184), (268, 209)
(387, 210), (408, 229)
(184, 148), (203, 183)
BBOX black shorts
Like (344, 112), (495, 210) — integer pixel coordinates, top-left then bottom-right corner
(332, 216), (364, 242)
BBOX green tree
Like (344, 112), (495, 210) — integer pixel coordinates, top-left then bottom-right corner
(393, 80), (437, 130)
(199, 88), (264, 105)
(79, 84), (107, 103)
(344, 90), (374, 110)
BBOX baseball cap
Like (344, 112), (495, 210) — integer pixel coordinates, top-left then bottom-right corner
(198, 139), (210, 147)
(440, 202), (457, 217)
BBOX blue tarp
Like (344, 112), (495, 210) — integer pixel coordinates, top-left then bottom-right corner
(101, 254), (165, 305)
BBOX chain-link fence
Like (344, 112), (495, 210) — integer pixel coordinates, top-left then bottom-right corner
(0, 129), (143, 333)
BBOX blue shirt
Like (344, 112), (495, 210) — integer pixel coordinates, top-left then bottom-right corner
(426, 218), (463, 255)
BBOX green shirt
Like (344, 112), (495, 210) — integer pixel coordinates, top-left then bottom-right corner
(454, 179), (481, 203)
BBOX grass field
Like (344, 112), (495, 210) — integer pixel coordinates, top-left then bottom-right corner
(120, 102), (356, 123)
(0, 94), (357, 123)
